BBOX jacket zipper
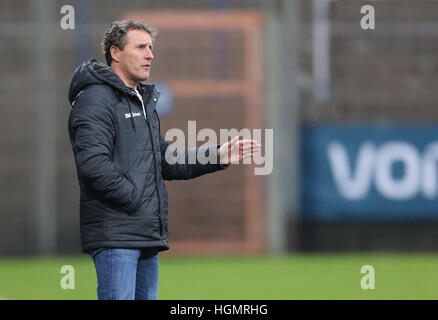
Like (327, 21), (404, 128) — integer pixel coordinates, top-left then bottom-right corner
(134, 90), (164, 238)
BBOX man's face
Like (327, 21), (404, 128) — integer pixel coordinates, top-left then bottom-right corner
(116, 29), (154, 83)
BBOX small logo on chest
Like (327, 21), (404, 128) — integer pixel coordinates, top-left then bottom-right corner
(125, 112), (142, 119)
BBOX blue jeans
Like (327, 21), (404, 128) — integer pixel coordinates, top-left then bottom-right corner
(90, 248), (159, 300)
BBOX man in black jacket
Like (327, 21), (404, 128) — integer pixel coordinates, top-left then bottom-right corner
(68, 20), (261, 300)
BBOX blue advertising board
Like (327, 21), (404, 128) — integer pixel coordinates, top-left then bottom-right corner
(300, 124), (438, 220)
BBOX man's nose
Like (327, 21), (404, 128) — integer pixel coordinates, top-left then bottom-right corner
(146, 48), (154, 60)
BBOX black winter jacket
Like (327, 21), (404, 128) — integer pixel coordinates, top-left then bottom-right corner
(68, 59), (227, 253)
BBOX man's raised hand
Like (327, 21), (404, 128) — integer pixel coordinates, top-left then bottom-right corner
(217, 136), (262, 165)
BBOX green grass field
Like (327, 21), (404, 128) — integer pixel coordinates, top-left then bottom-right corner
(0, 253), (437, 300)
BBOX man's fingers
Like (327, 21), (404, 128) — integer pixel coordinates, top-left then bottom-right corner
(241, 147), (262, 155)
(242, 152), (255, 159)
(230, 139), (262, 158)
(239, 140), (261, 148)
(242, 148), (260, 156)
(241, 144), (262, 151)
(238, 139), (260, 145)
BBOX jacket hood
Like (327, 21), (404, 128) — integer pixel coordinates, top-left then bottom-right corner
(68, 59), (151, 106)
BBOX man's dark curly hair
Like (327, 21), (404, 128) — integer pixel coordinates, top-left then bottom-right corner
(101, 20), (158, 66)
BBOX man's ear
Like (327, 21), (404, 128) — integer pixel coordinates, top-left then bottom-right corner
(110, 46), (120, 63)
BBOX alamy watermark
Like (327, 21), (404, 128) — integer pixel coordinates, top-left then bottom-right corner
(163, 121), (273, 176)
(60, 5), (75, 30)
(60, 265), (75, 290)
(360, 265), (375, 290)
(361, 5), (375, 30)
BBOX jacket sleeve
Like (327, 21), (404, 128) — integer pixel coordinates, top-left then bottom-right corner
(159, 134), (228, 181)
(69, 86), (142, 212)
